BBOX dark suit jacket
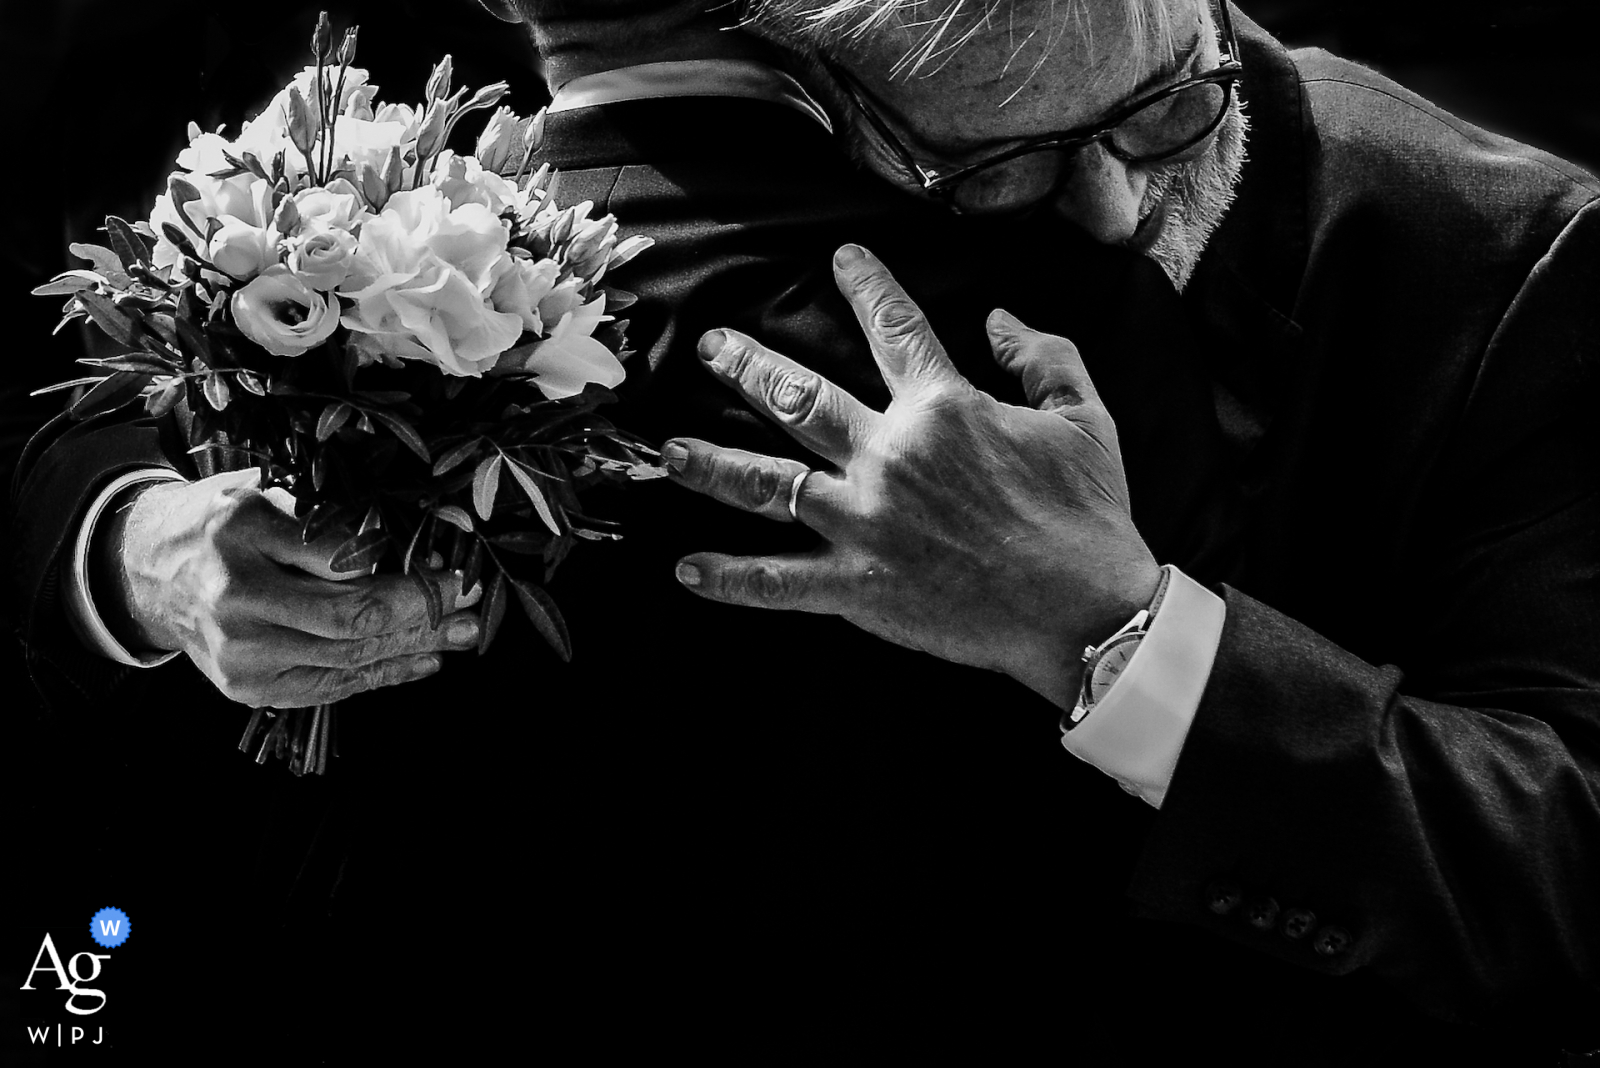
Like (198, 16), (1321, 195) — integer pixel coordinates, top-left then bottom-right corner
(7, 9), (1599, 1064)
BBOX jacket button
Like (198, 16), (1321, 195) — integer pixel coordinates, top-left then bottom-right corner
(1244, 896), (1280, 931)
(1205, 880), (1243, 915)
(1282, 908), (1317, 939)
(1313, 926), (1353, 956)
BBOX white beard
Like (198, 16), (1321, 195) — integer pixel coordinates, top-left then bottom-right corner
(1138, 95), (1250, 292)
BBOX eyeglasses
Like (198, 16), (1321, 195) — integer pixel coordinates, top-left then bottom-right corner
(826, 0), (1244, 215)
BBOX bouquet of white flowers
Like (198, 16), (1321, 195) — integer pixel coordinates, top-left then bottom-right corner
(34, 13), (659, 775)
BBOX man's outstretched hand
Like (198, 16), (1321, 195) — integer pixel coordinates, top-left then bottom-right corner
(664, 244), (1162, 710)
(105, 468), (483, 708)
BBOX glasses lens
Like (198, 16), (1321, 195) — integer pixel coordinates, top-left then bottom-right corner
(948, 149), (1071, 215)
(1111, 80), (1229, 161)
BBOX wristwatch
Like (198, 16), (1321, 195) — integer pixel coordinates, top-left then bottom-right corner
(1062, 565), (1174, 732)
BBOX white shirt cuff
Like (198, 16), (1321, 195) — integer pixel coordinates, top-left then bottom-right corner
(66, 469), (188, 668)
(1060, 567), (1226, 809)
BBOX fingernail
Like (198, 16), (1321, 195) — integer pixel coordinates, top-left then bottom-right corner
(447, 619), (479, 645)
(661, 441), (688, 473)
(988, 308), (1022, 334)
(675, 561), (702, 588)
(427, 551), (444, 569)
(835, 244), (866, 268)
(698, 329), (727, 362)
(412, 655), (441, 678)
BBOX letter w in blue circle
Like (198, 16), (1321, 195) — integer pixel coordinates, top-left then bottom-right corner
(90, 907), (130, 948)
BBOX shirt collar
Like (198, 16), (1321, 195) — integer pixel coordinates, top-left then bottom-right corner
(549, 58), (834, 134)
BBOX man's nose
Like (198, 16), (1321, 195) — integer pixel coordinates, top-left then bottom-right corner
(1052, 142), (1148, 244)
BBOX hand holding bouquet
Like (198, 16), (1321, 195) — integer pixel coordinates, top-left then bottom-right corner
(35, 13), (658, 775)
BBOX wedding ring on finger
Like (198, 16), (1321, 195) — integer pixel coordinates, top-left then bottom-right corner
(788, 468), (812, 522)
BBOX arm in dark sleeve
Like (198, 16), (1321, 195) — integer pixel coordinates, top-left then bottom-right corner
(1128, 203), (1600, 1040)
(7, 408), (192, 713)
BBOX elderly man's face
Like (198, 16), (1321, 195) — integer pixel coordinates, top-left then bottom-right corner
(829, 0), (1246, 288)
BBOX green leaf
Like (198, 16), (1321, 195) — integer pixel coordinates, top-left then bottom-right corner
(505, 457), (561, 536)
(69, 371), (149, 420)
(145, 378), (185, 417)
(460, 538), (484, 601)
(68, 243), (133, 288)
(75, 291), (140, 346)
(302, 502), (351, 545)
(316, 402), (353, 441)
(167, 176), (206, 237)
(410, 568), (444, 629)
(370, 410), (429, 462)
(434, 505), (474, 532)
(174, 317), (216, 368)
(508, 576), (572, 662)
(202, 372), (231, 411)
(329, 528), (388, 575)
(32, 271), (102, 297)
(488, 531), (549, 555)
(235, 371), (267, 396)
(105, 216), (150, 269)
(472, 454), (502, 521)
(477, 570), (507, 656)
(31, 376), (109, 397)
(431, 438), (480, 477)
(78, 355), (179, 376)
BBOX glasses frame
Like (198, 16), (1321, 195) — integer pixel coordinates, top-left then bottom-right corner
(827, 0), (1244, 212)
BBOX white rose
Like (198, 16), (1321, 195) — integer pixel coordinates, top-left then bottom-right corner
(232, 265), (340, 356)
(430, 151), (519, 215)
(489, 256), (558, 333)
(339, 186), (524, 376)
(496, 294), (624, 399)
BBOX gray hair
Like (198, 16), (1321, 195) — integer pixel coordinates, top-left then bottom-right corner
(744, 0), (1190, 80)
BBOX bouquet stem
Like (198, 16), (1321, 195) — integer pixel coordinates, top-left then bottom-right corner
(240, 703), (338, 776)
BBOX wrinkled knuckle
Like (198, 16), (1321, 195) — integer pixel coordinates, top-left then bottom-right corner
(740, 563), (800, 606)
(350, 634), (387, 666)
(872, 297), (927, 343)
(732, 462), (786, 511)
(765, 369), (823, 425)
(339, 591), (395, 637)
(718, 337), (756, 381)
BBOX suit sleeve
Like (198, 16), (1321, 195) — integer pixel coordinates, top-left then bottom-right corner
(7, 408), (191, 714)
(1127, 202), (1600, 1040)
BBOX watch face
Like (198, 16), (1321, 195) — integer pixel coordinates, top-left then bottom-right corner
(1088, 633), (1144, 705)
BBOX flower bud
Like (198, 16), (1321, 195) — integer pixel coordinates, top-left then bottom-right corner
(359, 162), (387, 210)
(312, 11), (334, 61)
(475, 106), (519, 174)
(274, 195), (301, 236)
(414, 102), (449, 162)
(465, 82), (509, 112)
(338, 26), (359, 67)
(426, 55), (453, 103)
(286, 87), (317, 159)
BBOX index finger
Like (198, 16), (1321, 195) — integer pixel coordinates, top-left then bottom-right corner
(249, 568), (471, 640)
(832, 244), (961, 397)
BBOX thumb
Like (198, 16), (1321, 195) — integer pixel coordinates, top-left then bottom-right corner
(987, 308), (1099, 415)
(256, 486), (374, 583)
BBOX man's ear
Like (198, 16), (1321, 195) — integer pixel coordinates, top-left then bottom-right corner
(477, 0), (523, 23)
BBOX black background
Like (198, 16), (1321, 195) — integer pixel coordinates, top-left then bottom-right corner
(4, 0), (1598, 1062)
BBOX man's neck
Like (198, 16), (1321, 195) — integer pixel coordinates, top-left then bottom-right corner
(532, 3), (776, 91)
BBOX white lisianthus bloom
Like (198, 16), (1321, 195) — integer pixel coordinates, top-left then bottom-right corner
(489, 255), (559, 333)
(208, 216), (282, 281)
(176, 130), (236, 175)
(293, 183), (365, 233)
(149, 174), (273, 275)
(327, 113), (418, 182)
(290, 227), (359, 291)
(232, 265), (340, 356)
(496, 294), (624, 399)
(430, 151), (520, 215)
(339, 186), (524, 377)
